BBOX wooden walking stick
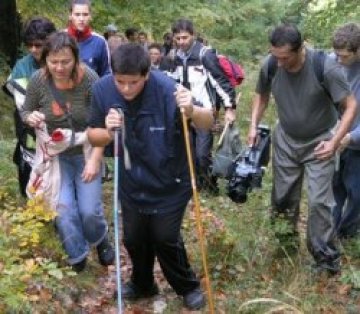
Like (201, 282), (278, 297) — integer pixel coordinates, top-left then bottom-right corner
(180, 108), (215, 314)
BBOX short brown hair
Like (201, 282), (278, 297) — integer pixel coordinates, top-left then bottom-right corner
(41, 31), (80, 81)
(69, 0), (91, 12)
(332, 23), (360, 53)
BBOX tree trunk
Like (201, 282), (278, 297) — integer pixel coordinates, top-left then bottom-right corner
(0, 0), (21, 67)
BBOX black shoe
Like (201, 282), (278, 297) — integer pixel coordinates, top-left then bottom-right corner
(120, 281), (159, 300)
(183, 288), (206, 310)
(338, 230), (360, 240)
(97, 236), (115, 266)
(72, 258), (87, 273)
(312, 259), (341, 277)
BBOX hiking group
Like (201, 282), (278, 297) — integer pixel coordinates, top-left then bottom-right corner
(3, 0), (360, 311)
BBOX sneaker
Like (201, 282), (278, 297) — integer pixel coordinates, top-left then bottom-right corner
(119, 281), (159, 300)
(72, 258), (87, 273)
(97, 236), (115, 266)
(183, 288), (206, 310)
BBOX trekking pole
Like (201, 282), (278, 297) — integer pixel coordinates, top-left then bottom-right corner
(113, 108), (123, 314)
(180, 108), (215, 314)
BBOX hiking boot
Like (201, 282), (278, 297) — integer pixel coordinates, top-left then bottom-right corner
(97, 236), (115, 266)
(119, 281), (159, 300)
(72, 258), (87, 273)
(183, 288), (206, 310)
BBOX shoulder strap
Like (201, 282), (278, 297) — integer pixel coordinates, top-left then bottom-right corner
(47, 79), (75, 146)
(312, 50), (334, 101)
(267, 55), (278, 82)
(312, 50), (325, 85)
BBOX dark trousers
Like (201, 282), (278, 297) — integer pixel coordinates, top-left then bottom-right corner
(333, 149), (360, 237)
(194, 128), (217, 190)
(13, 142), (31, 197)
(122, 204), (199, 295)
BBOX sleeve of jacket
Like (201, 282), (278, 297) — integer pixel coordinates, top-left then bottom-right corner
(98, 39), (112, 77)
(202, 49), (236, 109)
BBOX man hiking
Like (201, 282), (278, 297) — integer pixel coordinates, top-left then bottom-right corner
(247, 23), (356, 275)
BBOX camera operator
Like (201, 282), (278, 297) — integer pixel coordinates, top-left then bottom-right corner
(247, 24), (356, 275)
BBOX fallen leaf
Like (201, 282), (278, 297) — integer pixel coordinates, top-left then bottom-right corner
(28, 294), (40, 302)
(337, 284), (352, 295)
(39, 288), (53, 302)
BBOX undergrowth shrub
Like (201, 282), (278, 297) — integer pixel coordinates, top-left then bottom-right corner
(0, 188), (75, 312)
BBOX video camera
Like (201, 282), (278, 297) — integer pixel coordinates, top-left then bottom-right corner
(227, 125), (271, 203)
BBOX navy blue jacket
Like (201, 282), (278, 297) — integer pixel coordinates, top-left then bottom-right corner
(89, 71), (192, 213)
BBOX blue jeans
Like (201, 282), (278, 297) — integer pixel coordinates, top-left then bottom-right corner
(333, 149), (360, 237)
(55, 154), (107, 264)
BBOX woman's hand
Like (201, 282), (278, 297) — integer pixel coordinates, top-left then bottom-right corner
(82, 158), (101, 183)
(26, 111), (45, 128)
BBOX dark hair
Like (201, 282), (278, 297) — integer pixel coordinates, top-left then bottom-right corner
(171, 18), (194, 35)
(111, 43), (150, 76)
(269, 24), (303, 52)
(163, 32), (172, 41)
(23, 17), (56, 44)
(125, 27), (139, 39)
(41, 31), (80, 81)
(69, 0), (91, 12)
(333, 23), (360, 53)
(148, 43), (162, 52)
(138, 31), (147, 38)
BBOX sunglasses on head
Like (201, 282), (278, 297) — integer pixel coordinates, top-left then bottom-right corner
(26, 42), (43, 48)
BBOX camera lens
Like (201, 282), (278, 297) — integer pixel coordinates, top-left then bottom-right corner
(227, 178), (249, 203)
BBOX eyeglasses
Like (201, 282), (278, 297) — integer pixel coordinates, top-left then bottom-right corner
(26, 42), (43, 49)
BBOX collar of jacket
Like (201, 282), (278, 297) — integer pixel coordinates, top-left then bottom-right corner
(176, 41), (202, 61)
(119, 72), (158, 116)
(67, 23), (92, 42)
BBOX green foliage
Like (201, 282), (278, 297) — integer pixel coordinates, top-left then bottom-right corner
(15, 0), (307, 61)
(0, 188), (74, 312)
(9, 196), (57, 251)
(303, 0), (360, 49)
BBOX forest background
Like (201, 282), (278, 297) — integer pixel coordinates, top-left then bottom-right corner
(0, 0), (359, 313)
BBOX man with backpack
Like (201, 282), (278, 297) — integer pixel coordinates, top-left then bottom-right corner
(247, 23), (356, 275)
(331, 23), (360, 239)
(171, 18), (237, 193)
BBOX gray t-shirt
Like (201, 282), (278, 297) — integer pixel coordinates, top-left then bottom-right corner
(256, 48), (351, 139)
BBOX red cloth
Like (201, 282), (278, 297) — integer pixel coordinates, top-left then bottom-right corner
(67, 23), (92, 42)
